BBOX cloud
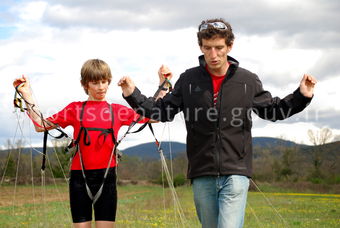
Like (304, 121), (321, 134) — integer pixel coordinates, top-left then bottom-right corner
(39, 0), (340, 43)
(1, 0), (339, 148)
(38, 0), (340, 83)
(309, 50), (340, 79)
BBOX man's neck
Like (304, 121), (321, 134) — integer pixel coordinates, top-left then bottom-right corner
(206, 62), (229, 76)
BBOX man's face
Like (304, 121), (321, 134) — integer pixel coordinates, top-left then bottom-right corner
(200, 36), (232, 75)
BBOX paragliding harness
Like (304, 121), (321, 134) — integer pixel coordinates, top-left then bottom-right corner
(14, 84), (117, 204)
(14, 83), (69, 172)
(66, 101), (119, 204)
(13, 76), (172, 204)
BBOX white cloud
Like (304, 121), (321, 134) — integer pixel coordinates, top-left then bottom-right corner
(17, 1), (47, 21)
(233, 35), (322, 86)
(1, 0), (339, 149)
(253, 122), (340, 145)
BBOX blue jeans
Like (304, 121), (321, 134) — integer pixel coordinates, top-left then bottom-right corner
(192, 175), (249, 228)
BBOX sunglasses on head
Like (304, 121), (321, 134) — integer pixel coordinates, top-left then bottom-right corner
(199, 22), (228, 32)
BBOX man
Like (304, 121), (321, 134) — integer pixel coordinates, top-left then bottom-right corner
(118, 18), (316, 228)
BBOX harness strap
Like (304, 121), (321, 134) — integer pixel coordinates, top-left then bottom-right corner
(41, 130), (48, 171)
(75, 102), (116, 147)
(13, 83), (27, 112)
(147, 123), (160, 148)
(72, 77), (172, 203)
(39, 111), (68, 172)
(73, 101), (117, 204)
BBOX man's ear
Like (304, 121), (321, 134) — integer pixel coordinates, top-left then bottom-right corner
(228, 42), (234, 52)
(199, 45), (204, 53)
(227, 42), (234, 53)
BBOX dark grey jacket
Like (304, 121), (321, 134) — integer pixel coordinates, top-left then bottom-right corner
(124, 55), (312, 178)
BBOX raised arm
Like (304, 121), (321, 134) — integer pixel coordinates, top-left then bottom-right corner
(118, 65), (182, 122)
(118, 65), (173, 97)
(13, 75), (57, 132)
(118, 75), (135, 97)
(253, 73), (317, 121)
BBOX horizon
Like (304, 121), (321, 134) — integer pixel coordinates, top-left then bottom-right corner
(2, 136), (335, 151)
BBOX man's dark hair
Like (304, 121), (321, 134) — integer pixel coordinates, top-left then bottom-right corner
(197, 18), (235, 47)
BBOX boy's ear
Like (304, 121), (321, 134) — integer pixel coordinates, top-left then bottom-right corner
(81, 80), (87, 87)
(81, 80), (89, 94)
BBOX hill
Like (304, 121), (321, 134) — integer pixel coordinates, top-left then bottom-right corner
(121, 137), (308, 160)
(122, 141), (186, 160)
(2, 137), (338, 162)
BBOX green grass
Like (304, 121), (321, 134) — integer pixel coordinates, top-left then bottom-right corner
(246, 192), (340, 228)
(0, 184), (339, 227)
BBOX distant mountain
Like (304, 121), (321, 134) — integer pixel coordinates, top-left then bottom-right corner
(252, 137), (306, 148)
(121, 137), (308, 160)
(1, 137), (338, 163)
(122, 141), (186, 160)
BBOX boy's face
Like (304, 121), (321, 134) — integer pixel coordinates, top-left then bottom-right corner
(86, 79), (109, 101)
(200, 36), (232, 75)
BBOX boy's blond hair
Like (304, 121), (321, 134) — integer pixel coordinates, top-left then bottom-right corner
(80, 59), (112, 94)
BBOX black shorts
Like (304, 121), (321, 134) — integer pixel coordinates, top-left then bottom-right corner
(69, 167), (117, 223)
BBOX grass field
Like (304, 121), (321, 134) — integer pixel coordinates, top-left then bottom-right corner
(0, 184), (339, 227)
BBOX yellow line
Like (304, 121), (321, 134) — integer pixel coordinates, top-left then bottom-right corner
(251, 192), (340, 197)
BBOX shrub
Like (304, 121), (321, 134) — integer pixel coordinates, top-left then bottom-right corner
(173, 174), (186, 187)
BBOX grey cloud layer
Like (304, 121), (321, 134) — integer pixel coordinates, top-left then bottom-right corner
(41, 0), (340, 45)
(40, 0), (340, 84)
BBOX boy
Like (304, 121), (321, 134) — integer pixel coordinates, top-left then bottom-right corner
(13, 59), (170, 228)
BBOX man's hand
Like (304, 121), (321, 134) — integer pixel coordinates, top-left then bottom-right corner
(158, 65), (173, 87)
(118, 76), (136, 97)
(299, 74), (317, 98)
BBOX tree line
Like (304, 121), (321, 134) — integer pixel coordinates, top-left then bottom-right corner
(1, 128), (339, 187)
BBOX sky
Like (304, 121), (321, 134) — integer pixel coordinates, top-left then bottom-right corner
(1, 0), (340, 150)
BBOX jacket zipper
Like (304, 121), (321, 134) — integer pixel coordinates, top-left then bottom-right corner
(215, 66), (236, 175)
(216, 87), (223, 176)
(241, 83), (247, 158)
(215, 70), (231, 175)
(216, 127), (221, 175)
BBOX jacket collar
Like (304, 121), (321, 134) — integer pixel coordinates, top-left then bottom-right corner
(198, 55), (239, 69)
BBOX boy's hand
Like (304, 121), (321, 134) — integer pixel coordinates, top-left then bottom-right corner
(13, 75), (30, 95)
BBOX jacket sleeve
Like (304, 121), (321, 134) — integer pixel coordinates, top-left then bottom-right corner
(123, 75), (184, 122)
(252, 74), (312, 121)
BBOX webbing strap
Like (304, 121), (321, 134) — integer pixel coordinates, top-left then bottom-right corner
(41, 130), (48, 171)
(75, 76), (171, 203)
(75, 102), (116, 147)
(74, 101), (117, 204)
(77, 136), (118, 204)
(13, 83), (27, 112)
